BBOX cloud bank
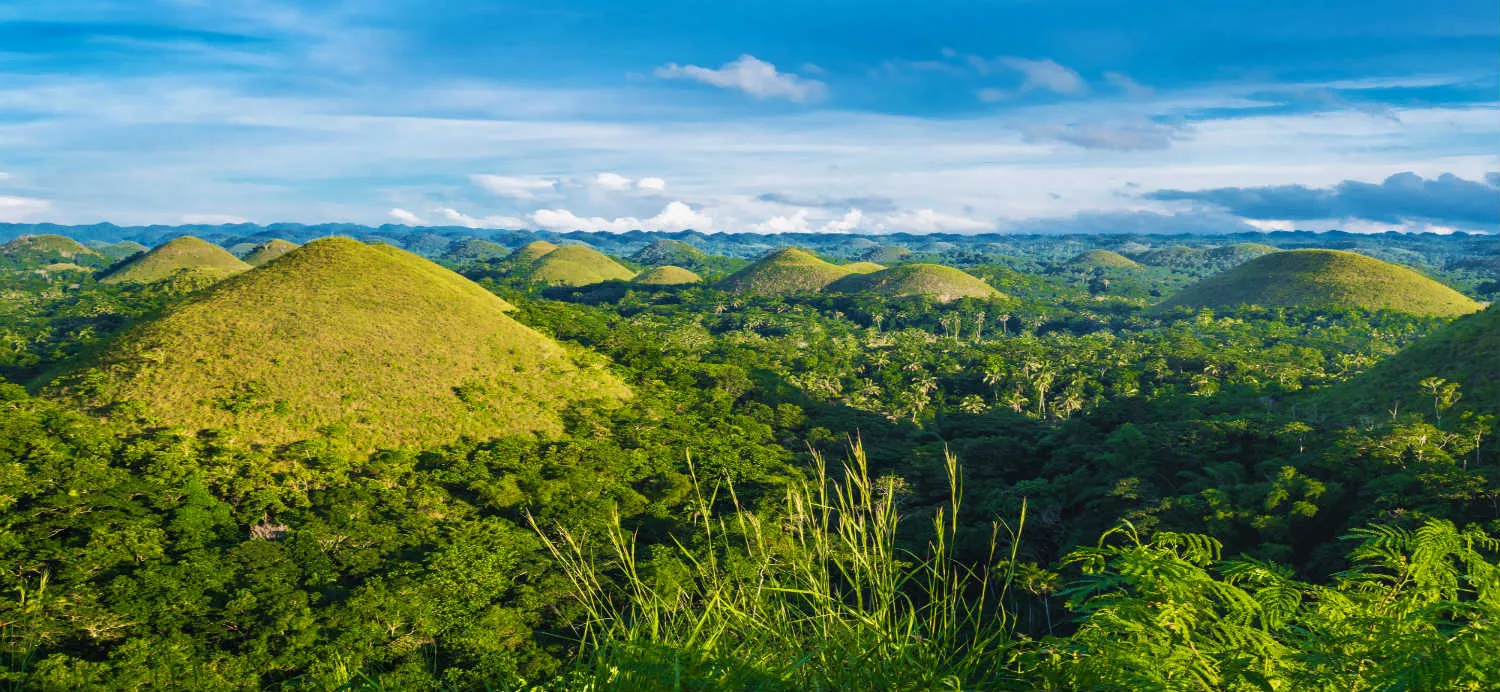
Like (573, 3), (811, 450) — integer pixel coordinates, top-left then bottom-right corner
(656, 55), (827, 102)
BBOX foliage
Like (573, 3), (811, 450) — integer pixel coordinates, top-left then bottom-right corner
(99, 236), (252, 285)
(825, 263), (1002, 302)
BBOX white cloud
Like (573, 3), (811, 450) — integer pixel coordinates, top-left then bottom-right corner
(434, 207), (527, 229)
(1104, 71), (1153, 97)
(470, 174), (559, 200)
(593, 172), (633, 190)
(637, 176), (666, 191)
(750, 209), (811, 233)
(877, 209), (991, 233)
(181, 213), (248, 224)
(820, 209), (864, 233)
(529, 201), (712, 233)
(655, 55), (827, 103)
(0, 195), (50, 221)
(388, 207), (425, 225)
(995, 57), (1087, 95)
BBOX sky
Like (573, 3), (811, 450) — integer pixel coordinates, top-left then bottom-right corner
(0, 0), (1496, 234)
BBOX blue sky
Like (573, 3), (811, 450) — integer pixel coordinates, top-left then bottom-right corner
(0, 0), (1495, 233)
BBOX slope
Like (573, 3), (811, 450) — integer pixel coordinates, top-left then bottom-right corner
(519, 245), (637, 286)
(100, 236), (251, 285)
(243, 239), (300, 267)
(1325, 306), (1500, 416)
(53, 238), (627, 450)
(716, 248), (853, 296)
(1159, 250), (1481, 317)
(1065, 250), (1142, 270)
(633, 266), (702, 285)
(825, 263), (1002, 302)
(631, 239), (707, 267)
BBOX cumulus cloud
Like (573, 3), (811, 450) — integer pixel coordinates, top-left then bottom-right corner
(529, 201), (712, 233)
(636, 177), (666, 191)
(756, 192), (898, 213)
(0, 195), (49, 221)
(1023, 119), (1189, 151)
(593, 172), (633, 191)
(656, 55), (827, 102)
(388, 208), (425, 225)
(877, 209), (991, 233)
(434, 207), (527, 229)
(1147, 172), (1500, 231)
(821, 209), (864, 233)
(750, 209), (812, 234)
(470, 174), (559, 200)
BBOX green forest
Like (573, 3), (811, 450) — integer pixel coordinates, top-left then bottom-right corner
(0, 227), (1496, 690)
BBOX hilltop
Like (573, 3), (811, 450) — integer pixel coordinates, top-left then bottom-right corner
(825, 263), (1002, 302)
(54, 238), (628, 450)
(1065, 249), (1141, 270)
(1326, 306), (1500, 416)
(243, 239), (299, 266)
(99, 236), (251, 284)
(716, 248), (853, 296)
(841, 261), (886, 274)
(520, 245), (636, 286)
(507, 240), (561, 267)
(860, 246), (912, 264)
(633, 265), (702, 285)
(96, 240), (149, 261)
(2, 234), (106, 268)
(1160, 250), (1482, 317)
(631, 239), (707, 267)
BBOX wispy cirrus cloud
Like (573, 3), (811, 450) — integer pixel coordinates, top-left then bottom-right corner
(655, 55), (827, 102)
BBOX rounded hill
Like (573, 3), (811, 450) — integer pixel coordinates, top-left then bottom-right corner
(631, 239), (706, 267)
(53, 237), (628, 450)
(633, 265), (702, 285)
(243, 239), (300, 266)
(1326, 306), (1500, 416)
(860, 246), (912, 264)
(3, 234), (97, 258)
(97, 241), (149, 261)
(519, 245), (636, 286)
(507, 240), (561, 267)
(100, 236), (251, 285)
(841, 261), (886, 274)
(1159, 250), (1481, 317)
(716, 248), (853, 296)
(1065, 250), (1141, 270)
(825, 263), (1002, 302)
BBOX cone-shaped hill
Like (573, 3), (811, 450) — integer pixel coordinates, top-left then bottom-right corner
(100, 236), (251, 285)
(518, 245), (636, 286)
(1159, 250), (1481, 317)
(631, 239), (706, 267)
(1325, 306), (1500, 416)
(826, 263), (1002, 302)
(243, 239), (300, 266)
(633, 265), (702, 285)
(1065, 250), (1141, 270)
(716, 248), (853, 296)
(841, 261), (886, 274)
(507, 240), (560, 267)
(53, 238), (629, 450)
(3, 234), (106, 267)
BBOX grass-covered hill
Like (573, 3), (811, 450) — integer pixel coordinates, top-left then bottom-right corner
(633, 265), (702, 285)
(716, 247), (854, 296)
(825, 263), (1002, 302)
(1207, 242), (1279, 264)
(860, 245), (912, 264)
(442, 238), (511, 264)
(631, 239), (707, 267)
(1160, 250), (1482, 317)
(54, 237), (629, 449)
(100, 236), (251, 285)
(1326, 306), (1500, 417)
(1064, 249), (1142, 270)
(507, 240), (561, 267)
(242, 239), (299, 266)
(94, 240), (149, 262)
(520, 245), (637, 286)
(2, 234), (107, 268)
(841, 261), (886, 274)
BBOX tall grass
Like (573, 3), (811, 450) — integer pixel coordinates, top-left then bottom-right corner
(528, 442), (1024, 691)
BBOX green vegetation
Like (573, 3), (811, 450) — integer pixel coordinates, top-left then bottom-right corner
(2, 234), (100, 262)
(99, 236), (251, 285)
(826, 262), (1002, 301)
(1327, 305), (1500, 416)
(839, 260), (886, 273)
(715, 247), (853, 295)
(1065, 249), (1141, 270)
(55, 238), (629, 449)
(242, 239), (300, 266)
(521, 245), (637, 286)
(443, 238), (512, 263)
(630, 238), (706, 266)
(508, 240), (561, 266)
(632, 265), (702, 285)
(860, 245), (913, 264)
(95, 240), (149, 262)
(1161, 249), (1482, 317)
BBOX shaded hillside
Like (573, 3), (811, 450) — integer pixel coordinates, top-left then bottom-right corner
(633, 265), (702, 285)
(825, 263), (1002, 302)
(716, 248), (854, 296)
(54, 238), (628, 449)
(520, 245), (636, 286)
(841, 261), (886, 274)
(95, 240), (149, 262)
(99, 236), (251, 284)
(1160, 250), (1482, 317)
(1325, 306), (1500, 416)
(243, 239), (299, 266)
(860, 246), (912, 264)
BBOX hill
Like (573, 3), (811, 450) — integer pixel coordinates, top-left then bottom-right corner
(2, 234), (106, 267)
(633, 265), (702, 286)
(99, 236), (251, 284)
(1160, 250), (1482, 317)
(860, 246), (912, 264)
(825, 263), (1002, 302)
(841, 261), (886, 274)
(1326, 306), (1500, 416)
(1064, 250), (1142, 270)
(716, 248), (853, 296)
(631, 239), (707, 267)
(519, 245), (636, 286)
(507, 240), (561, 267)
(1206, 243), (1278, 264)
(243, 239), (299, 266)
(53, 238), (628, 450)
(96, 241), (149, 262)
(442, 238), (511, 264)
